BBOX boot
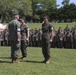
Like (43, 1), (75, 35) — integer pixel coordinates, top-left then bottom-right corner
(11, 59), (20, 64)
(45, 59), (50, 64)
(21, 57), (26, 60)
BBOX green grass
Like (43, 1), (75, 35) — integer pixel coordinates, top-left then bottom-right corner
(0, 47), (76, 75)
(28, 23), (76, 30)
(2, 22), (76, 75)
(6, 23), (76, 30)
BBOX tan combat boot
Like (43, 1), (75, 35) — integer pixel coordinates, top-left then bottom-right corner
(45, 59), (50, 64)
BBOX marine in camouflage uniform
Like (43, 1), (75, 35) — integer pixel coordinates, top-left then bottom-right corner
(8, 15), (21, 63)
(38, 29), (42, 47)
(73, 30), (76, 49)
(3, 29), (9, 46)
(0, 32), (4, 46)
(20, 19), (29, 60)
(42, 16), (54, 64)
(31, 29), (35, 47)
(57, 29), (64, 48)
(66, 31), (73, 48)
(64, 25), (70, 32)
(63, 31), (67, 48)
(34, 29), (39, 47)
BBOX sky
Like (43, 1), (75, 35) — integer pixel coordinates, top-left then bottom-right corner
(57, 0), (76, 7)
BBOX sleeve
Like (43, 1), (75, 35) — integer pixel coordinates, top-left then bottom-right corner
(49, 23), (54, 32)
(25, 24), (30, 31)
(27, 27), (30, 31)
(8, 24), (10, 33)
(17, 21), (21, 32)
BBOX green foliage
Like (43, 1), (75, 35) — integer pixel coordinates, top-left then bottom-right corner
(32, 0), (56, 21)
(0, 0), (19, 22)
(0, 47), (76, 75)
(0, 0), (32, 22)
(33, 14), (40, 22)
(0, 0), (76, 22)
(17, 0), (32, 16)
(59, 3), (76, 21)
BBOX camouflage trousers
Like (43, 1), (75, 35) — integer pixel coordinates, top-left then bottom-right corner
(20, 40), (27, 57)
(42, 36), (51, 60)
(10, 41), (20, 60)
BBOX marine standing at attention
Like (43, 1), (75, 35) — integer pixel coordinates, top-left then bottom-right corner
(42, 16), (54, 64)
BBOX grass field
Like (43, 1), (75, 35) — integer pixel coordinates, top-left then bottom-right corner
(0, 47), (76, 75)
(28, 23), (76, 30)
(1, 23), (76, 75)
(6, 23), (76, 30)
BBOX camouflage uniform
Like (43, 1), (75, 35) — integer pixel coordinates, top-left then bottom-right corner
(3, 29), (9, 46)
(38, 29), (42, 47)
(29, 30), (32, 47)
(57, 30), (64, 48)
(66, 31), (73, 48)
(8, 19), (21, 61)
(0, 31), (4, 46)
(73, 30), (76, 49)
(34, 30), (39, 47)
(20, 23), (29, 58)
(63, 31), (67, 48)
(42, 22), (53, 61)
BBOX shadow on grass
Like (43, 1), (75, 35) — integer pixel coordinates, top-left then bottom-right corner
(0, 57), (11, 63)
(0, 60), (10, 63)
(25, 60), (43, 64)
(0, 57), (11, 59)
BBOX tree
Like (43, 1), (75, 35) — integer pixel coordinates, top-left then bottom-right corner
(0, 0), (19, 22)
(17, 0), (32, 17)
(31, 0), (56, 22)
(0, 0), (32, 22)
(57, 2), (76, 22)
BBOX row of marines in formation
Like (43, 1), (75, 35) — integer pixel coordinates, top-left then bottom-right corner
(0, 25), (76, 49)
